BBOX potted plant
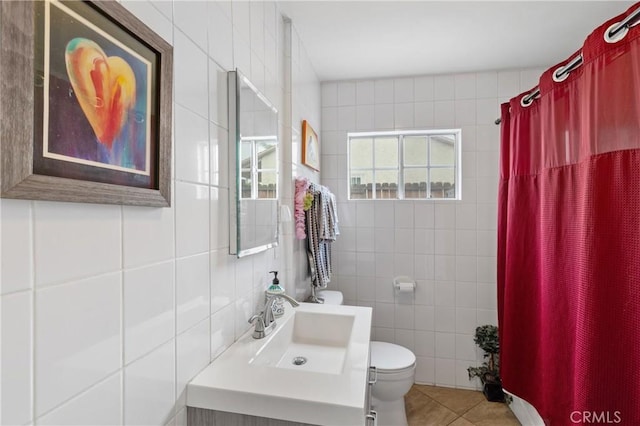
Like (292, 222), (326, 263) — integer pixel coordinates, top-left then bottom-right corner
(467, 324), (505, 402)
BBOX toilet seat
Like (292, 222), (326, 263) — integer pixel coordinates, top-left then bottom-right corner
(375, 364), (416, 382)
(370, 341), (416, 374)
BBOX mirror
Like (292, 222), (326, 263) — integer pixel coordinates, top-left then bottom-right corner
(228, 70), (279, 257)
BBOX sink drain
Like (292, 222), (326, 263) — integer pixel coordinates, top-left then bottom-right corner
(292, 356), (307, 366)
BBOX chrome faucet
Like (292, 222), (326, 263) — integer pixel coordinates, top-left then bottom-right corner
(248, 293), (299, 339)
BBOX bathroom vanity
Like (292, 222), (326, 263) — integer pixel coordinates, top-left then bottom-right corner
(186, 303), (374, 425)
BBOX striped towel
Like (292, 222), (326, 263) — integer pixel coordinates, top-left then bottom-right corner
(306, 184), (339, 287)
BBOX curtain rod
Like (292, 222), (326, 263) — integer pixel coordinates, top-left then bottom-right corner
(494, 6), (640, 126)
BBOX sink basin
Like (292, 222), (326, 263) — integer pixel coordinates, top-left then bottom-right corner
(187, 302), (372, 425)
(250, 310), (355, 374)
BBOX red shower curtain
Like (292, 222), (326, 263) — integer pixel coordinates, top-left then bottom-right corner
(498, 4), (640, 425)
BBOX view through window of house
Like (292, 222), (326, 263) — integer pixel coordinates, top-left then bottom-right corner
(348, 130), (461, 200)
(240, 138), (278, 199)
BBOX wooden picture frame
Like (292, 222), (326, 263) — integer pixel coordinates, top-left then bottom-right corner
(0, 0), (173, 207)
(301, 120), (319, 171)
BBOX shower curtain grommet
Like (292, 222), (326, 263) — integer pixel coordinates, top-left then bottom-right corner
(605, 21), (628, 43)
(520, 95), (533, 108)
(552, 65), (571, 83)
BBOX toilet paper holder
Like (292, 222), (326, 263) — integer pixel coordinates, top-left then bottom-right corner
(392, 276), (416, 292)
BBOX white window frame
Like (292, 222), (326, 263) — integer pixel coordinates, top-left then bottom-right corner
(347, 129), (462, 200)
(240, 136), (278, 200)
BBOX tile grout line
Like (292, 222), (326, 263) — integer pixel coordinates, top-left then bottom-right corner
(409, 385), (519, 425)
(446, 416), (461, 425)
(458, 399), (484, 425)
(445, 399), (479, 426)
(408, 387), (460, 425)
(412, 385), (485, 425)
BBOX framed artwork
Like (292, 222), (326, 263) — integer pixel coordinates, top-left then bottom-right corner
(0, 0), (173, 207)
(301, 120), (319, 171)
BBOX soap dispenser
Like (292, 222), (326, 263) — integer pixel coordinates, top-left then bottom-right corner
(266, 271), (285, 317)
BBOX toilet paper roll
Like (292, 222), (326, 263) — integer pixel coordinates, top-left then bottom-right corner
(395, 281), (415, 292)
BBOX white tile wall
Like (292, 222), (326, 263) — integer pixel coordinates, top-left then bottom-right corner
(174, 1), (208, 49)
(124, 262), (175, 364)
(207, 3), (233, 72)
(38, 374), (122, 426)
(0, 2), (322, 425)
(122, 204), (175, 268)
(173, 29), (209, 118)
(174, 104), (210, 185)
(1, 291), (32, 425)
(35, 274), (121, 415)
(210, 303), (235, 359)
(176, 253), (210, 334)
(0, 199), (33, 293)
(356, 81), (374, 105)
(175, 182), (210, 257)
(34, 202), (121, 288)
(321, 67), (546, 390)
(375, 80), (394, 103)
(176, 319), (210, 410)
(337, 81), (356, 105)
(124, 340), (175, 426)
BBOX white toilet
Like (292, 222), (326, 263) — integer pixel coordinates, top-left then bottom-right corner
(317, 290), (417, 426)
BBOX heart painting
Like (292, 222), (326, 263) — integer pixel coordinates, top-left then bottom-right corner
(41, 0), (152, 180)
(65, 37), (136, 150)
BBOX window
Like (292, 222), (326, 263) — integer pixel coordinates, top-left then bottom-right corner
(240, 137), (278, 199)
(348, 130), (461, 200)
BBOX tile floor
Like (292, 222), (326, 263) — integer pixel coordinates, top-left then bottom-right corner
(405, 385), (521, 426)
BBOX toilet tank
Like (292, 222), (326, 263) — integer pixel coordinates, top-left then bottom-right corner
(319, 290), (344, 305)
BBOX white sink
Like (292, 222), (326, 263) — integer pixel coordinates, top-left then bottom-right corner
(187, 302), (372, 426)
(250, 310), (355, 375)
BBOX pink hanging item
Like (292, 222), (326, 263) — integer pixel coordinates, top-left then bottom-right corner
(294, 177), (311, 239)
